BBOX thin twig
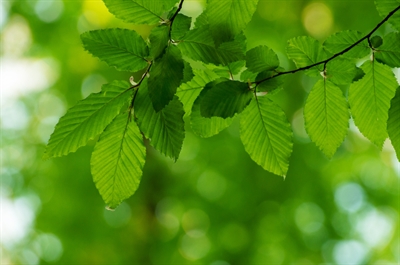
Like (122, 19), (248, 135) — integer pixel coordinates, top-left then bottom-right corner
(254, 5), (400, 87)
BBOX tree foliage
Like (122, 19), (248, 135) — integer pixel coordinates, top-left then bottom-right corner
(46, 0), (400, 208)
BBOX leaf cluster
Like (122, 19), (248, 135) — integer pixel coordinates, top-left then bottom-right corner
(46, 0), (400, 208)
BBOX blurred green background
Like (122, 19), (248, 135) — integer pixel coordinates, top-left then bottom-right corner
(1, 0), (399, 264)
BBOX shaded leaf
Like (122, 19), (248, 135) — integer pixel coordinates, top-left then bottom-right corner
(200, 80), (252, 118)
(148, 45), (184, 112)
(191, 81), (233, 138)
(325, 58), (358, 85)
(135, 80), (185, 161)
(206, 0), (258, 44)
(176, 69), (220, 116)
(246, 45), (279, 73)
(304, 80), (349, 158)
(240, 96), (293, 176)
(376, 32), (400, 67)
(91, 112), (146, 209)
(349, 60), (398, 148)
(81, 29), (149, 72)
(45, 81), (132, 159)
(171, 14), (192, 40)
(149, 25), (170, 59)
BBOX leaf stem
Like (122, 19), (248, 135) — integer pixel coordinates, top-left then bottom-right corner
(129, 61), (153, 111)
(254, 4), (400, 87)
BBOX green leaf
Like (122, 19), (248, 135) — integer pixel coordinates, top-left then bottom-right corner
(194, 10), (208, 28)
(304, 80), (349, 158)
(325, 58), (357, 85)
(287, 36), (325, 75)
(388, 87), (400, 161)
(103, 0), (179, 25)
(323, 30), (370, 59)
(179, 26), (220, 65)
(217, 33), (247, 65)
(182, 61), (194, 83)
(81, 29), (149, 72)
(240, 96), (293, 176)
(370, 35), (383, 48)
(149, 25), (170, 59)
(206, 0), (259, 44)
(171, 14), (192, 40)
(176, 69), (220, 116)
(376, 32), (400, 67)
(246, 45), (279, 73)
(349, 60), (398, 148)
(256, 70), (286, 94)
(45, 81), (132, 159)
(375, 0), (400, 31)
(200, 80), (252, 118)
(91, 112), (146, 209)
(148, 45), (184, 112)
(135, 80), (185, 161)
(191, 80), (233, 138)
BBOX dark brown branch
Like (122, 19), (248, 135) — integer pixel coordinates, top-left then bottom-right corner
(254, 4), (400, 87)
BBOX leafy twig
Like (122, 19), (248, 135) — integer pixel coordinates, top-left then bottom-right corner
(254, 5), (400, 87)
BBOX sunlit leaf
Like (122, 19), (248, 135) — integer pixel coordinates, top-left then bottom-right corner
(325, 58), (358, 85)
(323, 30), (370, 59)
(349, 60), (398, 148)
(246, 45), (279, 73)
(388, 87), (400, 161)
(81, 29), (149, 72)
(376, 32), (400, 67)
(240, 96), (293, 176)
(91, 112), (146, 209)
(304, 80), (349, 158)
(135, 80), (185, 161)
(45, 81), (132, 159)
(375, 0), (400, 31)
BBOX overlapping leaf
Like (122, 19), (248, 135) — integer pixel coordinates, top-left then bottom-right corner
(375, 0), (400, 31)
(376, 32), (400, 67)
(171, 14), (192, 40)
(206, 0), (259, 44)
(240, 96), (293, 176)
(304, 80), (349, 158)
(81, 29), (149, 72)
(135, 80), (185, 161)
(45, 81), (132, 159)
(176, 69), (220, 116)
(349, 60), (398, 148)
(325, 58), (358, 85)
(191, 80), (233, 138)
(148, 45), (184, 112)
(149, 25), (170, 59)
(287, 36), (325, 76)
(91, 112), (146, 209)
(246, 46), (279, 73)
(200, 80), (252, 118)
(103, 0), (179, 25)
(323, 30), (370, 59)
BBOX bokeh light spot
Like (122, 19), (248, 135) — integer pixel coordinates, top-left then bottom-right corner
(33, 233), (63, 262)
(35, 0), (64, 23)
(335, 182), (365, 213)
(179, 235), (211, 261)
(182, 209), (210, 238)
(295, 202), (325, 234)
(333, 240), (367, 265)
(302, 2), (334, 39)
(103, 202), (132, 228)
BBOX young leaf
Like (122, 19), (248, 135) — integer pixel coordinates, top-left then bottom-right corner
(323, 30), (370, 59)
(103, 0), (179, 25)
(325, 58), (358, 85)
(91, 112), (146, 209)
(387, 87), (400, 161)
(375, 32), (400, 67)
(304, 80), (349, 158)
(240, 96), (293, 177)
(375, 0), (400, 31)
(191, 80), (233, 138)
(44, 81), (132, 159)
(246, 45), (280, 73)
(149, 25), (170, 59)
(176, 69), (220, 116)
(171, 14), (192, 40)
(135, 80), (185, 161)
(349, 60), (398, 148)
(287, 36), (325, 75)
(81, 29), (149, 72)
(148, 45), (184, 112)
(206, 0), (259, 44)
(200, 80), (253, 118)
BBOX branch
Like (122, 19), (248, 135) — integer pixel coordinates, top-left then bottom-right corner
(129, 61), (153, 110)
(254, 4), (400, 87)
